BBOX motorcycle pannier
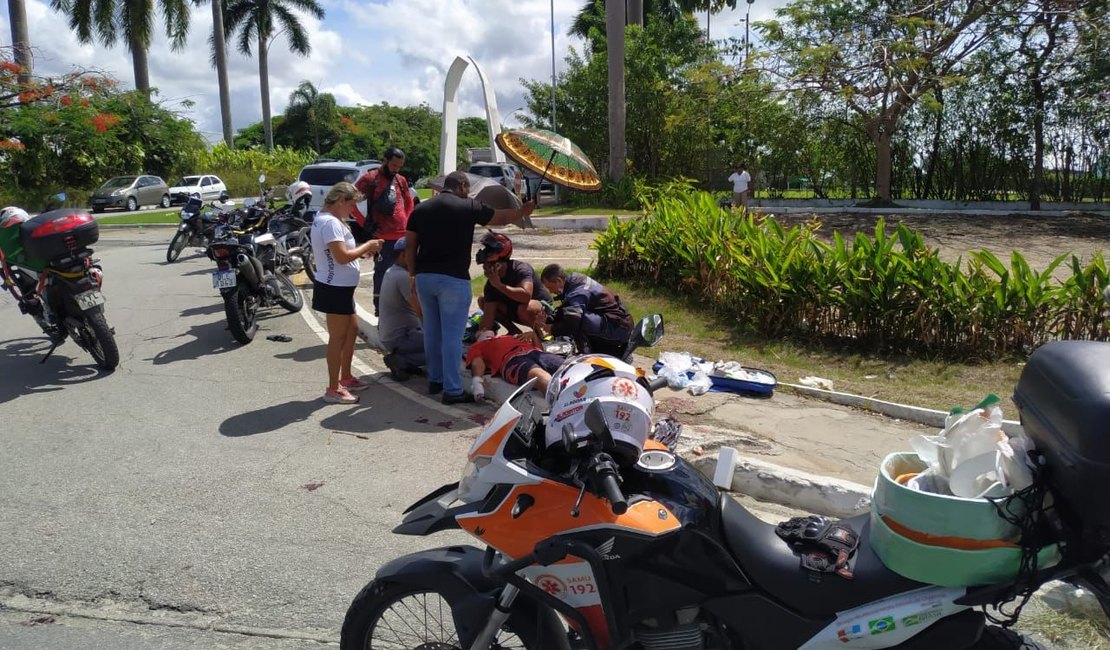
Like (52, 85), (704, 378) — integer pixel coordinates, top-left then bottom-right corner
(20, 209), (100, 261)
(1013, 340), (1110, 538)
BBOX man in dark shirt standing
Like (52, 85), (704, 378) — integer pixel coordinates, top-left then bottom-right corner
(354, 147), (414, 316)
(405, 171), (536, 405)
(475, 232), (551, 337)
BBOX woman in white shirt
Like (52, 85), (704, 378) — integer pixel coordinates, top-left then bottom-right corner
(310, 182), (384, 404)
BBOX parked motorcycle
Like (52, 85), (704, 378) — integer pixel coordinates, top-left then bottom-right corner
(204, 201), (304, 344)
(340, 323), (1110, 650)
(0, 194), (119, 370)
(166, 191), (233, 263)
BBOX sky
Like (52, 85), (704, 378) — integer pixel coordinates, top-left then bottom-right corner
(3, 0), (787, 145)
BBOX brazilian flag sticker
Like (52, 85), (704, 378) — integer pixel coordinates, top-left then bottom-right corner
(869, 617), (896, 635)
(903, 614), (921, 626)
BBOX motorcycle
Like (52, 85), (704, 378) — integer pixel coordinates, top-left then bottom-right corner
(262, 196), (314, 283)
(0, 193), (119, 370)
(339, 325), (1110, 650)
(204, 198), (304, 344)
(166, 191), (233, 263)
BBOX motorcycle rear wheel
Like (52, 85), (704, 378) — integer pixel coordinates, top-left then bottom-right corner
(166, 231), (188, 263)
(340, 581), (533, 650)
(273, 272), (304, 312)
(81, 305), (120, 371)
(224, 287), (258, 344)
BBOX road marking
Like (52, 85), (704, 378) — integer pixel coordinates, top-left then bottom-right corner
(296, 290), (466, 420)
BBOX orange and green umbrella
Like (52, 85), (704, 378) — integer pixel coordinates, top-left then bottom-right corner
(495, 128), (602, 193)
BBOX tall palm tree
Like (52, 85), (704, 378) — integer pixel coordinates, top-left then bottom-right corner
(606, 0), (625, 180)
(50, 0), (191, 93)
(8, 0), (33, 84)
(207, 0), (234, 147)
(284, 80), (335, 153)
(224, 0), (324, 152)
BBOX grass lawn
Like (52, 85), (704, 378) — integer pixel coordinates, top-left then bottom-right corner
(604, 277), (1023, 414)
(96, 209), (181, 225)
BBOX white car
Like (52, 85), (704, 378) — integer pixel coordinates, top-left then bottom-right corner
(296, 159), (419, 220)
(168, 174), (228, 205)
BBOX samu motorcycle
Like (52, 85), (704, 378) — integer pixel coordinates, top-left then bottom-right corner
(0, 194), (119, 370)
(340, 315), (1110, 650)
(204, 201), (303, 344)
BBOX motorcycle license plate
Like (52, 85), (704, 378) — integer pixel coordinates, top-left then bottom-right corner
(75, 290), (106, 311)
(212, 270), (237, 289)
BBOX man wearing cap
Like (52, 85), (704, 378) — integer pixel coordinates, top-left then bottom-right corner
(377, 236), (424, 381)
(354, 146), (414, 316)
(405, 171), (536, 405)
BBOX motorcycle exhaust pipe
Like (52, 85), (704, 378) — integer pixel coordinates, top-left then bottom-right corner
(236, 254), (264, 290)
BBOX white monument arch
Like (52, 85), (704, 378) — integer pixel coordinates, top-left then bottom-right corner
(439, 55), (507, 175)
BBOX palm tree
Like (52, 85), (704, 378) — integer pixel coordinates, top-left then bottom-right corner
(208, 0), (234, 147)
(224, 0), (324, 152)
(8, 0), (33, 84)
(606, 0), (625, 180)
(284, 80), (336, 153)
(50, 0), (191, 93)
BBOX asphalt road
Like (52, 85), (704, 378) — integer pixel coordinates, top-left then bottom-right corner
(0, 228), (478, 648)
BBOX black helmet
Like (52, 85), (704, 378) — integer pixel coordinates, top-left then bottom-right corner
(475, 231), (512, 264)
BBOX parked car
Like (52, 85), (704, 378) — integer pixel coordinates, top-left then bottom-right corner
(90, 175), (171, 213)
(468, 162), (523, 198)
(296, 159), (380, 217)
(167, 174), (228, 204)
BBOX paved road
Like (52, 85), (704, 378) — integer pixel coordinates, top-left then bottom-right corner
(0, 229), (479, 647)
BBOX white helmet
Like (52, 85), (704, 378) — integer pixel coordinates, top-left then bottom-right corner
(286, 181), (312, 205)
(545, 355), (654, 464)
(0, 206), (29, 229)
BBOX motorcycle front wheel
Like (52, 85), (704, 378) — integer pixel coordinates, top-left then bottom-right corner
(166, 231), (188, 263)
(80, 305), (120, 370)
(301, 240), (316, 283)
(273, 272), (304, 312)
(224, 286), (259, 344)
(340, 581), (533, 650)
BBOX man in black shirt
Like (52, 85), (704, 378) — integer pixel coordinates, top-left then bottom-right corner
(475, 231), (551, 337)
(404, 171), (536, 405)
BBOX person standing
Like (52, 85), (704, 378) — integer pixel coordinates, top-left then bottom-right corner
(728, 162), (752, 210)
(310, 182), (384, 404)
(378, 237), (424, 381)
(405, 171), (535, 405)
(354, 147), (414, 316)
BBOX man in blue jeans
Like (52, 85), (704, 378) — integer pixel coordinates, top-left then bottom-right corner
(404, 171), (536, 405)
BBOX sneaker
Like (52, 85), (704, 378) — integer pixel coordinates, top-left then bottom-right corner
(323, 387), (358, 404)
(442, 391), (476, 405)
(383, 353), (411, 382)
(340, 376), (370, 392)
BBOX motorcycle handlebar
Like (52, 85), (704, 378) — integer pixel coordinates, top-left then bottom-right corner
(591, 456), (628, 515)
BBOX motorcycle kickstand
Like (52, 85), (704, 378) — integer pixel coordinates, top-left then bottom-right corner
(469, 583), (521, 650)
(40, 341), (61, 364)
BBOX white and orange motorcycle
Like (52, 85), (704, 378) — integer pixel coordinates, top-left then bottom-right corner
(340, 323), (1110, 650)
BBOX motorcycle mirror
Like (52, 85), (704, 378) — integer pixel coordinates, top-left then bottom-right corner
(584, 401), (616, 450)
(243, 198), (257, 208)
(219, 191), (230, 202)
(561, 423), (577, 454)
(43, 192), (66, 211)
(638, 313), (665, 347)
(257, 174), (266, 185)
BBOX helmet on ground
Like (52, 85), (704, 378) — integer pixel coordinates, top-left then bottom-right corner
(0, 206), (29, 229)
(475, 231), (512, 264)
(286, 181), (312, 206)
(545, 355), (654, 465)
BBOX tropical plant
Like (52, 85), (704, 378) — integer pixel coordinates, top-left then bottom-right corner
(49, 0), (191, 93)
(223, 0), (325, 152)
(282, 80), (337, 153)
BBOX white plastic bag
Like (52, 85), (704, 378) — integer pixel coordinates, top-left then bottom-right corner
(657, 351), (695, 373)
(657, 365), (690, 389)
(688, 370), (712, 396)
(909, 396), (1007, 494)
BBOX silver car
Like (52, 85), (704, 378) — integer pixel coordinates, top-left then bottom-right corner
(90, 175), (171, 213)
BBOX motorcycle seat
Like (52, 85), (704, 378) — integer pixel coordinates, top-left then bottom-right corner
(720, 496), (924, 616)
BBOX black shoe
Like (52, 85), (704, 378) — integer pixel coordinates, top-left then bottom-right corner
(442, 391), (475, 405)
(383, 353), (411, 381)
(428, 382), (443, 395)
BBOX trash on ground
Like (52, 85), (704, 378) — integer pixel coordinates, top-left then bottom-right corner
(654, 352), (777, 397)
(798, 375), (834, 390)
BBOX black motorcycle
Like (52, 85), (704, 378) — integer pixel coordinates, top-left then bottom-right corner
(0, 193), (119, 370)
(204, 201), (304, 344)
(166, 191), (232, 263)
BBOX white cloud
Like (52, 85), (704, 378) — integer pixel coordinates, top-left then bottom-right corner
(3, 0), (787, 144)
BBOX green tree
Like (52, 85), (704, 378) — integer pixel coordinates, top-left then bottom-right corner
(759, 0), (1009, 204)
(49, 0), (191, 93)
(281, 80), (337, 154)
(224, 0), (324, 152)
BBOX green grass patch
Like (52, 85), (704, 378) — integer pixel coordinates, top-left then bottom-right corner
(96, 209), (181, 225)
(534, 206), (642, 217)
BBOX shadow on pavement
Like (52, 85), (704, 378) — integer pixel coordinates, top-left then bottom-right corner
(273, 343), (327, 364)
(219, 399), (328, 437)
(319, 393), (476, 436)
(178, 302), (225, 318)
(147, 319), (245, 364)
(0, 337), (111, 405)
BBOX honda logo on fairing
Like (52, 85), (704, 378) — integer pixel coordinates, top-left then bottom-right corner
(596, 537), (620, 560)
